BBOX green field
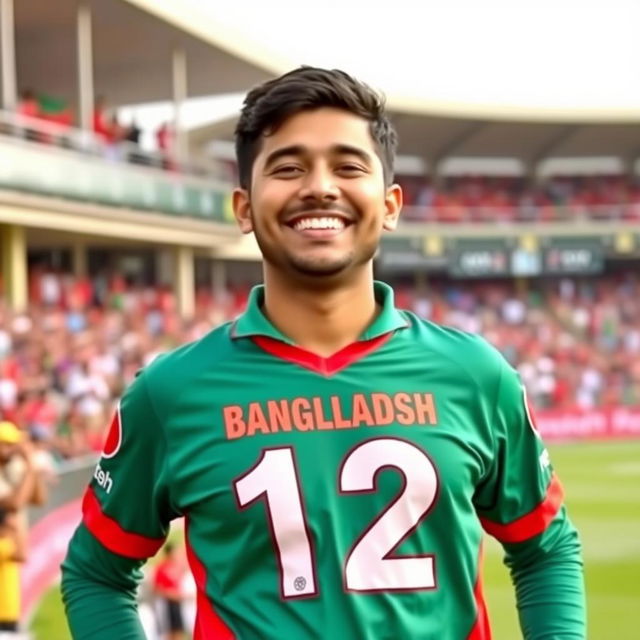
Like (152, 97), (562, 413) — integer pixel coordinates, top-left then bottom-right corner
(30, 441), (640, 639)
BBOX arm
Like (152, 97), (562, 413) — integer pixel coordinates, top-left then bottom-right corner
(61, 370), (178, 640)
(62, 525), (150, 639)
(0, 450), (36, 511)
(10, 512), (27, 562)
(474, 362), (586, 639)
(29, 465), (49, 507)
(504, 510), (585, 640)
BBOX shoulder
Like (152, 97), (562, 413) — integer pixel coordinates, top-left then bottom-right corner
(141, 321), (235, 383)
(127, 321), (235, 411)
(399, 311), (508, 388)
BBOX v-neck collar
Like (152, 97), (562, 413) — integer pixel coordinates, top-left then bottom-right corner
(231, 281), (408, 376)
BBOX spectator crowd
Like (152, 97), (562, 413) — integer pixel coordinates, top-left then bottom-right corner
(398, 174), (640, 223)
(1, 266), (640, 636)
(7, 89), (177, 172)
(1, 268), (639, 465)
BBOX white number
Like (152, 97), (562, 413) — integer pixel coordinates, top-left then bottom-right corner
(340, 438), (438, 591)
(234, 448), (317, 598)
(234, 438), (439, 598)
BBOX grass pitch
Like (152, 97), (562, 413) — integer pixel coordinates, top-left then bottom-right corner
(31, 441), (640, 639)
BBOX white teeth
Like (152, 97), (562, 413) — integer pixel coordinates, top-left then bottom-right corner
(292, 217), (346, 231)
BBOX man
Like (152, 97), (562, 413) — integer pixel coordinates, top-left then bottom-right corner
(62, 67), (585, 639)
(0, 508), (26, 634)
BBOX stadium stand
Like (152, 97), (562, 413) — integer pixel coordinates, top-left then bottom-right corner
(1, 1), (640, 638)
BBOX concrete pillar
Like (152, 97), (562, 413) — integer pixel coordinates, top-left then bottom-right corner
(175, 245), (194, 318)
(211, 259), (227, 302)
(172, 47), (188, 164)
(76, 3), (94, 134)
(0, 224), (27, 312)
(155, 248), (174, 287)
(72, 241), (87, 278)
(1, 0), (17, 110)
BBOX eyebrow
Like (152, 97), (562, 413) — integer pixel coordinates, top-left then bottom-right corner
(262, 144), (374, 171)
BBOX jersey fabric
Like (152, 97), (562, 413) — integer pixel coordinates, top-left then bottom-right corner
(62, 282), (585, 640)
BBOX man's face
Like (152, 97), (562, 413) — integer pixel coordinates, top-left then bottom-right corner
(233, 108), (402, 281)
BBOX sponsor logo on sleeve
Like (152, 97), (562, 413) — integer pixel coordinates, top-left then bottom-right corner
(93, 463), (113, 493)
(102, 404), (123, 459)
(522, 386), (541, 437)
(539, 448), (551, 470)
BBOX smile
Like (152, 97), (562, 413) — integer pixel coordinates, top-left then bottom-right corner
(292, 216), (347, 231)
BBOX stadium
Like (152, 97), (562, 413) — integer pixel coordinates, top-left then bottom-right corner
(0, 0), (638, 638)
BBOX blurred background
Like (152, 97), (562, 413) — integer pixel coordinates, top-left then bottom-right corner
(0, 0), (638, 637)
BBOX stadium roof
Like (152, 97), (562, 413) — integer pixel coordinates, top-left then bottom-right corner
(143, 0), (639, 167)
(14, 0), (640, 167)
(12, 0), (272, 108)
(164, 0), (640, 122)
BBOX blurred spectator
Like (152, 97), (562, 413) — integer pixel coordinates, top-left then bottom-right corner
(16, 90), (39, 119)
(152, 543), (187, 640)
(156, 122), (176, 170)
(0, 508), (26, 635)
(0, 422), (40, 514)
(92, 95), (113, 143)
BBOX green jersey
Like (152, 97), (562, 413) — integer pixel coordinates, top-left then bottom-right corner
(62, 282), (585, 639)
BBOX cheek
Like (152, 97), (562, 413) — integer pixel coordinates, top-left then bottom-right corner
(352, 183), (390, 227)
(252, 181), (293, 216)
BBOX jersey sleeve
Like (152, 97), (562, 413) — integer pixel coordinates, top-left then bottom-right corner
(473, 361), (561, 541)
(62, 369), (180, 639)
(79, 369), (177, 556)
(473, 360), (585, 639)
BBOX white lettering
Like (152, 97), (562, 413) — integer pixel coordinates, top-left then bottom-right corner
(93, 464), (113, 494)
(539, 449), (551, 470)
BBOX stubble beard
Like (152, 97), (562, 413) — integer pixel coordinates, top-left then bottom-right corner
(254, 230), (378, 281)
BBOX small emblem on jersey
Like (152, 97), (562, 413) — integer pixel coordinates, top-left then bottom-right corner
(293, 576), (307, 592)
(102, 406), (122, 459)
(539, 449), (551, 470)
(522, 386), (540, 435)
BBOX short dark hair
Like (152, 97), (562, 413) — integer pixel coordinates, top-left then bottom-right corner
(235, 66), (397, 189)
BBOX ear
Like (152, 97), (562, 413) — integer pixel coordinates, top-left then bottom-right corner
(232, 188), (254, 234)
(382, 183), (403, 231)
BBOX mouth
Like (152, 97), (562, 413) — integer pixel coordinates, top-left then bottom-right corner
(284, 212), (354, 238)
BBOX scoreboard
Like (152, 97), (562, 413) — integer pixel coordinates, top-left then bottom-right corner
(378, 233), (625, 278)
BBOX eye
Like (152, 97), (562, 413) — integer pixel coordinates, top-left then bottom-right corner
(272, 165), (303, 177)
(337, 164), (366, 175)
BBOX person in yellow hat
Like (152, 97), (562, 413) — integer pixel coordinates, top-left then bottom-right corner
(0, 507), (26, 633)
(0, 421), (36, 517)
(0, 423), (32, 635)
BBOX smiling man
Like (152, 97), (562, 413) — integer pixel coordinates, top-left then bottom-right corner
(62, 67), (585, 639)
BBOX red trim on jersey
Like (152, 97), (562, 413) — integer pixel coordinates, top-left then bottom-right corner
(251, 332), (393, 376)
(184, 518), (236, 640)
(467, 543), (492, 640)
(82, 487), (165, 559)
(479, 473), (564, 543)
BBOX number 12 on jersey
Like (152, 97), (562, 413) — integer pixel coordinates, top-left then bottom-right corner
(233, 437), (439, 598)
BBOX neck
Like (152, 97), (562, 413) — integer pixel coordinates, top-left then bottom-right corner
(262, 265), (378, 357)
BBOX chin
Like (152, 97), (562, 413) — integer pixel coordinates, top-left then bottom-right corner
(287, 252), (356, 278)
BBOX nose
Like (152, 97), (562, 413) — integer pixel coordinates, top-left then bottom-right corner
(298, 165), (340, 202)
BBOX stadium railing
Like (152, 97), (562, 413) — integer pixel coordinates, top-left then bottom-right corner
(0, 110), (234, 222)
